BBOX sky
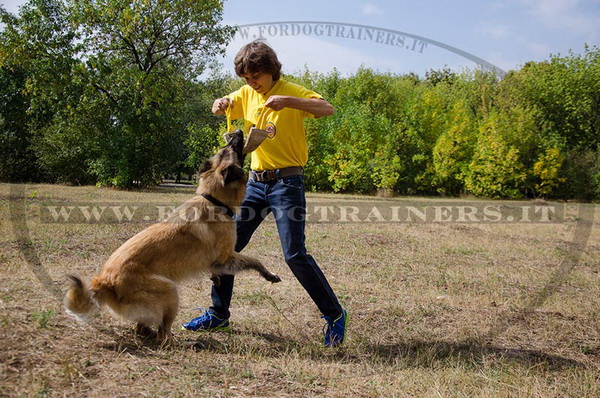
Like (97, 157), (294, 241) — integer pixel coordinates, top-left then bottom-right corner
(2, 0), (599, 77)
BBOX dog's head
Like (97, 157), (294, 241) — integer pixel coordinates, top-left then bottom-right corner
(196, 129), (246, 198)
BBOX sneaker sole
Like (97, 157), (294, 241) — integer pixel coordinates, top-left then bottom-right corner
(181, 325), (231, 333)
(339, 310), (349, 346)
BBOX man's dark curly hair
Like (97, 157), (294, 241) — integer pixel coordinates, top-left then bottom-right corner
(234, 40), (282, 81)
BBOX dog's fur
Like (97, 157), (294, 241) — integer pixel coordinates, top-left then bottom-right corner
(63, 130), (280, 344)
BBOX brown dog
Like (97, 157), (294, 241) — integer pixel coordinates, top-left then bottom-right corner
(63, 130), (280, 344)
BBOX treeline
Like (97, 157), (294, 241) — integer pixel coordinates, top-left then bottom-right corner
(1, 0), (234, 188)
(294, 48), (600, 200)
(1, 1), (599, 199)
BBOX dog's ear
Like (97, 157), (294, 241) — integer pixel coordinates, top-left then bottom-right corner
(199, 159), (212, 175)
(221, 165), (245, 185)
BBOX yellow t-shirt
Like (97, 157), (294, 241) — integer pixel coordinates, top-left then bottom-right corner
(227, 79), (322, 171)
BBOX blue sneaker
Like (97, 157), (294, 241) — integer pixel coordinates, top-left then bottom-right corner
(182, 309), (231, 332)
(322, 309), (348, 347)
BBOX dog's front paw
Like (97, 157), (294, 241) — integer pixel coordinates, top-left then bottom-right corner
(210, 274), (221, 287)
(266, 274), (281, 283)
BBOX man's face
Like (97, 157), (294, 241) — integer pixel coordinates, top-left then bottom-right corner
(242, 72), (275, 95)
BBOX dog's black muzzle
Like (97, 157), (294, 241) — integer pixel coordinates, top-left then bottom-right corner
(227, 129), (245, 166)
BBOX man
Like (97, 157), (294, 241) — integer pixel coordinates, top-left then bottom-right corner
(182, 40), (348, 347)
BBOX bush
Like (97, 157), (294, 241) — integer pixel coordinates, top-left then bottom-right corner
(464, 113), (527, 199)
(553, 149), (600, 201)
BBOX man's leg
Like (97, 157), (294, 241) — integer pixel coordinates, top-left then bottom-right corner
(268, 176), (343, 319)
(210, 180), (270, 319)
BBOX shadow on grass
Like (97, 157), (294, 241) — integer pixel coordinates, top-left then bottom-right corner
(99, 326), (589, 374)
(100, 321), (588, 370)
(250, 332), (589, 371)
(217, 329), (589, 371)
(366, 339), (587, 371)
(101, 332), (227, 356)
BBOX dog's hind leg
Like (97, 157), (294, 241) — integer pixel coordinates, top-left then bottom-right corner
(135, 323), (157, 339)
(124, 275), (179, 345)
(155, 281), (179, 346)
(157, 310), (176, 346)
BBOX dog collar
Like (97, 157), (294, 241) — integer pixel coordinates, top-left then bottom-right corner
(201, 194), (235, 218)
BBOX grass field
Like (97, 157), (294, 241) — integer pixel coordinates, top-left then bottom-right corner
(1, 183), (599, 397)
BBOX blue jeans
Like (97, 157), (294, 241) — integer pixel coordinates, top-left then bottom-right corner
(209, 174), (343, 319)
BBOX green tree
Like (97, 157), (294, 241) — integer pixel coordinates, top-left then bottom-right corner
(321, 102), (387, 193)
(533, 146), (565, 196)
(1, 0), (87, 182)
(503, 48), (600, 150)
(0, 65), (40, 181)
(432, 99), (477, 195)
(464, 112), (528, 198)
(70, 0), (234, 187)
(302, 68), (413, 193)
(403, 87), (450, 194)
(1, 0), (234, 187)
(425, 67), (458, 87)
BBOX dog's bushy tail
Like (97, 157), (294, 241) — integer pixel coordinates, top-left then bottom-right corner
(63, 275), (98, 321)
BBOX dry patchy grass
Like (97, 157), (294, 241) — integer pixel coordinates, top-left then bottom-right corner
(0, 183), (599, 397)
